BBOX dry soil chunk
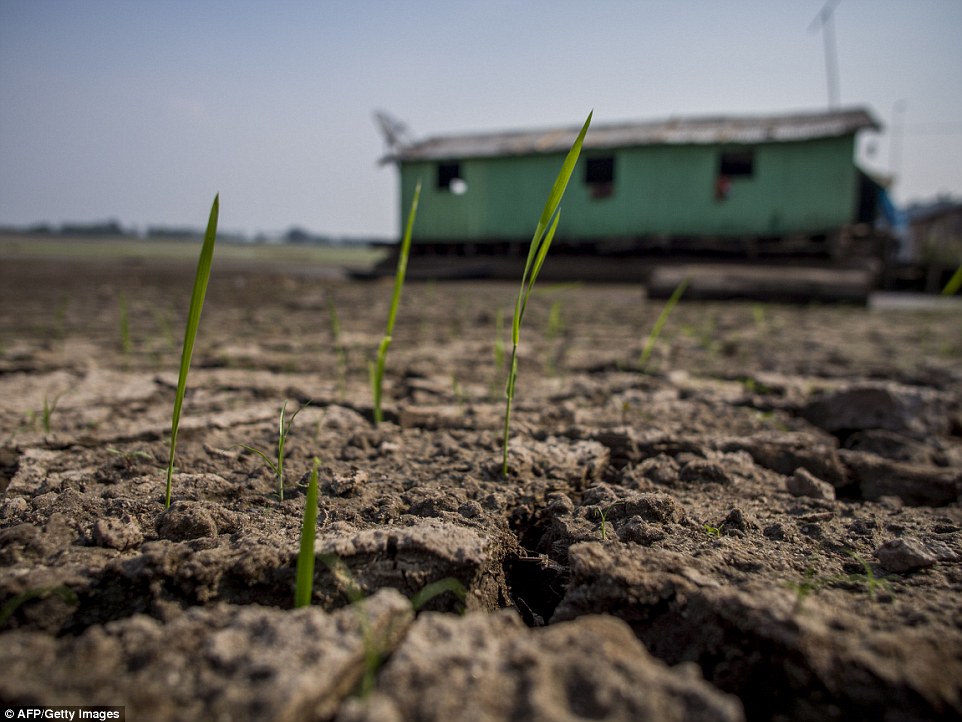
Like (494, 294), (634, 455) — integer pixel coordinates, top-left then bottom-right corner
(553, 542), (962, 722)
(155, 500), (242, 540)
(92, 515), (144, 550)
(315, 520), (506, 611)
(839, 450), (962, 506)
(803, 383), (949, 437)
(786, 467), (836, 500)
(339, 609), (743, 722)
(0, 589), (413, 722)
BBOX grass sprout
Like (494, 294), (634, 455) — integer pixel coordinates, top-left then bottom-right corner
(502, 111), (592, 477)
(639, 276), (689, 371)
(318, 554), (378, 697)
(546, 300), (565, 339)
(164, 193), (219, 509)
(317, 554), (467, 696)
(41, 392), (62, 434)
(370, 180), (421, 424)
(0, 585), (78, 627)
(942, 261), (962, 296)
(294, 457), (321, 608)
(239, 400), (306, 501)
(594, 506), (612, 541)
(410, 577), (467, 611)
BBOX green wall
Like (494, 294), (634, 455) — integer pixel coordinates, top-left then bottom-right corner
(400, 134), (859, 242)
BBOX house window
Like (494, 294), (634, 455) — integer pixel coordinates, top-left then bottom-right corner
(437, 162), (464, 193)
(719, 150), (754, 178)
(585, 156), (615, 199)
(716, 150), (754, 200)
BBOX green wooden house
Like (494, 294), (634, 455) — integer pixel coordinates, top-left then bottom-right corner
(383, 107), (884, 261)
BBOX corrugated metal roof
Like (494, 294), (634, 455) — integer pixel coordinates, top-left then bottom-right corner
(386, 107), (880, 163)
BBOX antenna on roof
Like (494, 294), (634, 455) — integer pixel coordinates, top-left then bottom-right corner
(373, 110), (416, 152)
(809, 0), (842, 110)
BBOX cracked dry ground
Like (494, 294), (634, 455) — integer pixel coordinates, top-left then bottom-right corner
(1, 256), (961, 722)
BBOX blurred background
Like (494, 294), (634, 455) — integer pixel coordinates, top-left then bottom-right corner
(0, 0), (960, 242)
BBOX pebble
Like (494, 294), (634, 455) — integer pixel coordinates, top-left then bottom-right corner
(875, 537), (938, 573)
(786, 468), (836, 500)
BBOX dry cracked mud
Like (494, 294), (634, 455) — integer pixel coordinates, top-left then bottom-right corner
(1, 256), (960, 721)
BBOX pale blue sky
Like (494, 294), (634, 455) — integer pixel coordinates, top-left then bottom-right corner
(1, 0), (960, 238)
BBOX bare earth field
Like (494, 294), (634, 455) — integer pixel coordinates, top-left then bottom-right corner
(1, 252), (960, 722)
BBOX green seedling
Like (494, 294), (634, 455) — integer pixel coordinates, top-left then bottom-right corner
(942, 261), (962, 296)
(239, 400), (306, 502)
(784, 566), (824, 613)
(639, 276), (689, 371)
(752, 303), (766, 330)
(451, 375), (466, 411)
(546, 300), (565, 339)
(502, 111), (592, 478)
(842, 552), (892, 601)
(40, 392), (62, 434)
(703, 523), (723, 539)
(370, 181), (421, 424)
(410, 577), (467, 611)
(317, 554), (378, 697)
(318, 553), (467, 697)
(0, 585), (78, 627)
(164, 194), (219, 509)
(595, 506), (612, 541)
(784, 553), (892, 613)
(294, 457), (321, 608)
(118, 292), (132, 356)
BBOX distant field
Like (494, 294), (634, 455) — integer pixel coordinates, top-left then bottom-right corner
(0, 233), (388, 269)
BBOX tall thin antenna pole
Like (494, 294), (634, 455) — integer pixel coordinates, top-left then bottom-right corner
(809, 0), (842, 109)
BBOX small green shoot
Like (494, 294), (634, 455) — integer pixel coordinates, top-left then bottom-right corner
(942, 261), (962, 296)
(41, 393), (61, 434)
(410, 577), (467, 611)
(294, 457), (321, 608)
(843, 552), (892, 601)
(784, 553), (893, 614)
(703, 523), (723, 539)
(503, 111), (592, 477)
(318, 554), (467, 696)
(371, 180), (421, 424)
(752, 303), (766, 330)
(318, 554), (378, 697)
(784, 567), (823, 613)
(451, 374), (466, 411)
(239, 400), (306, 501)
(164, 194), (219, 509)
(639, 276), (689, 371)
(546, 300), (564, 339)
(595, 507), (611, 541)
(0, 585), (78, 627)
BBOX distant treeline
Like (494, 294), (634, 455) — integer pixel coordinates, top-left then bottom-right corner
(0, 221), (386, 246)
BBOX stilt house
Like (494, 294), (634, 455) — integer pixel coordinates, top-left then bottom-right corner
(383, 107), (885, 262)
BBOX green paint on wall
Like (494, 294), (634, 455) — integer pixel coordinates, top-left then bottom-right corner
(399, 134), (859, 242)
